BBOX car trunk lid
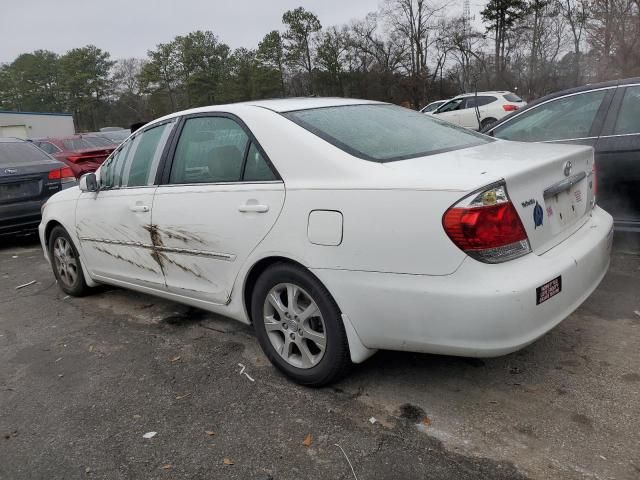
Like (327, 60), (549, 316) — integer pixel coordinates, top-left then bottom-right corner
(64, 147), (113, 164)
(0, 141), (67, 205)
(383, 140), (596, 254)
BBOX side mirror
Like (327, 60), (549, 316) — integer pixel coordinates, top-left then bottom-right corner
(79, 173), (99, 192)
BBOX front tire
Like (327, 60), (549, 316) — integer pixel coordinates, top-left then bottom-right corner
(48, 226), (90, 297)
(251, 263), (350, 386)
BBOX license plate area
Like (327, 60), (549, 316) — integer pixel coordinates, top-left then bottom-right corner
(536, 276), (562, 305)
(0, 180), (41, 203)
(545, 178), (587, 234)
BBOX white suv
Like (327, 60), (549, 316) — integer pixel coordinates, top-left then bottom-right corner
(427, 91), (526, 130)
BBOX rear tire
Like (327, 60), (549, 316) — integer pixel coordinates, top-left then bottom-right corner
(251, 263), (351, 386)
(480, 117), (497, 130)
(48, 226), (90, 297)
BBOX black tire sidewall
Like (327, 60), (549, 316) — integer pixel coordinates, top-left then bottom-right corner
(481, 118), (497, 129)
(251, 263), (350, 386)
(49, 226), (88, 296)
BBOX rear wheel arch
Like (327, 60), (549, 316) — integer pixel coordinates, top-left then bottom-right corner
(243, 256), (313, 322)
(242, 256), (377, 369)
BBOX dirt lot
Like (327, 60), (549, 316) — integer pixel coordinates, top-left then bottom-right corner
(0, 234), (639, 480)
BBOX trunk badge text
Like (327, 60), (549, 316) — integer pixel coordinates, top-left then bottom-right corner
(3, 168), (18, 174)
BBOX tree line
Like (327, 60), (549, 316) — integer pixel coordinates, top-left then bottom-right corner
(1, 0), (638, 132)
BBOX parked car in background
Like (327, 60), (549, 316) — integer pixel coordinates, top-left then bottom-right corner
(91, 129), (130, 145)
(39, 98), (612, 386)
(83, 133), (119, 149)
(420, 100), (447, 113)
(0, 138), (76, 236)
(427, 91), (526, 130)
(30, 135), (116, 178)
(482, 78), (640, 232)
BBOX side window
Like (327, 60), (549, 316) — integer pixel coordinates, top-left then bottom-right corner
(170, 116), (249, 184)
(493, 90), (608, 142)
(243, 142), (276, 181)
(477, 96), (496, 107)
(99, 144), (128, 189)
(437, 99), (463, 113)
(121, 122), (173, 187)
(613, 86), (640, 135)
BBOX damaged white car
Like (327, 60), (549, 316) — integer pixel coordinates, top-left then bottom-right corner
(39, 98), (613, 386)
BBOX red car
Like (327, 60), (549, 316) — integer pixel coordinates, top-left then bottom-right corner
(30, 135), (116, 178)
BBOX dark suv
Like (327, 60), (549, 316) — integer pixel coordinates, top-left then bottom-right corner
(483, 77), (640, 232)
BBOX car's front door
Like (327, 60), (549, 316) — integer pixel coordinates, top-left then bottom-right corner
(595, 84), (640, 229)
(432, 98), (464, 126)
(76, 119), (176, 288)
(152, 114), (285, 304)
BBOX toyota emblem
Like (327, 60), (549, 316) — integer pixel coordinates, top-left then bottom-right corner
(563, 161), (572, 177)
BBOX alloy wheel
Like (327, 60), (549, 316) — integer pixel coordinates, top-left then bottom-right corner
(53, 237), (78, 288)
(263, 282), (327, 369)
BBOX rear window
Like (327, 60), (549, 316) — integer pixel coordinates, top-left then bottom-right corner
(104, 131), (129, 142)
(0, 142), (52, 165)
(282, 104), (490, 162)
(84, 136), (113, 147)
(62, 138), (97, 151)
(504, 93), (523, 102)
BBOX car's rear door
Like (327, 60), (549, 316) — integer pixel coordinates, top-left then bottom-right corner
(75, 119), (176, 288)
(594, 83), (640, 230)
(152, 113), (285, 305)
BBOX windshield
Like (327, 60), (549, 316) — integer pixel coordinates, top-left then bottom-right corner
(422, 101), (443, 113)
(282, 104), (490, 162)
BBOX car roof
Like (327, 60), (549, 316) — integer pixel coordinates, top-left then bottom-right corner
(483, 76), (640, 132)
(453, 91), (514, 98)
(245, 97), (385, 112)
(0, 137), (26, 143)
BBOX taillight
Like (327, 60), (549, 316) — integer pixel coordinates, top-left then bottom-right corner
(502, 104), (519, 112)
(443, 183), (531, 263)
(48, 167), (75, 182)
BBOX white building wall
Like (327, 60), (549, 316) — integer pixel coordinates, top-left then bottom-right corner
(0, 112), (75, 139)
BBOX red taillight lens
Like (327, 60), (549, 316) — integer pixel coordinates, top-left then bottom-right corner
(443, 183), (531, 263)
(48, 167), (75, 182)
(502, 104), (519, 112)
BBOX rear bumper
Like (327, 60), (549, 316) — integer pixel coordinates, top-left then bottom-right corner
(313, 206), (613, 357)
(0, 200), (43, 236)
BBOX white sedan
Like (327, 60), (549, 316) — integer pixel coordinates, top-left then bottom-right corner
(39, 98), (613, 386)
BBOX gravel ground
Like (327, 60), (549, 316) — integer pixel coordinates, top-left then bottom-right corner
(0, 233), (638, 479)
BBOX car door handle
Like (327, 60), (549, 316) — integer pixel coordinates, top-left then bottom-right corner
(238, 203), (269, 213)
(129, 205), (150, 213)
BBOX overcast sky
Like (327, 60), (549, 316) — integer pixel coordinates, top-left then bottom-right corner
(0, 0), (479, 64)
